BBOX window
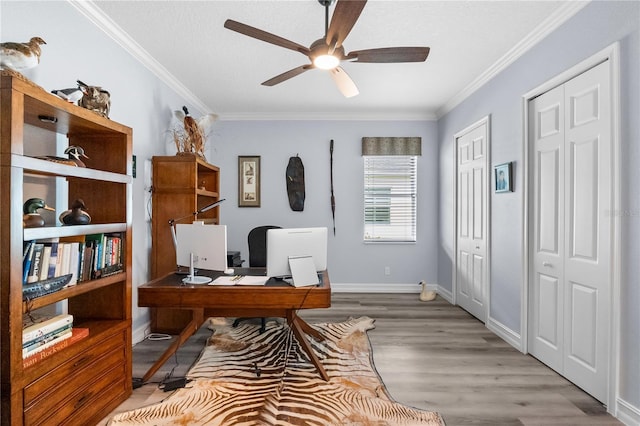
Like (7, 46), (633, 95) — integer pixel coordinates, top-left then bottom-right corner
(363, 155), (417, 242)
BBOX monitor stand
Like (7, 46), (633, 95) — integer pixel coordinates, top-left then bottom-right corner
(182, 253), (212, 285)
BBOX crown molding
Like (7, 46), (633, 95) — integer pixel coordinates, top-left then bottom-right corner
(218, 111), (437, 121)
(68, 0), (211, 115)
(436, 1), (590, 118)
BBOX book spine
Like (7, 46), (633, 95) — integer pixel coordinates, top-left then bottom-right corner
(39, 245), (52, 281)
(23, 326), (72, 357)
(22, 314), (73, 342)
(26, 243), (44, 283)
(23, 241), (35, 284)
(47, 242), (58, 278)
(67, 242), (80, 286)
(23, 328), (89, 369)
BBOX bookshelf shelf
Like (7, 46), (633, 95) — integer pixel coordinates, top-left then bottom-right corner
(1, 73), (133, 425)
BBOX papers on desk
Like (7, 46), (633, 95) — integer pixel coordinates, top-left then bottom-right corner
(210, 275), (268, 286)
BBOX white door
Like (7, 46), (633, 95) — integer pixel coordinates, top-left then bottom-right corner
(529, 61), (611, 403)
(456, 119), (488, 322)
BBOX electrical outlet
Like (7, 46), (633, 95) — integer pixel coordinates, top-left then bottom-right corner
(384, 266), (391, 276)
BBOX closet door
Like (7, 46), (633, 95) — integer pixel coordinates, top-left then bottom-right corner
(529, 61), (611, 403)
(456, 119), (488, 322)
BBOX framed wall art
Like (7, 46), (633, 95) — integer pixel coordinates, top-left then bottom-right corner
(494, 162), (513, 193)
(238, 156), (260, 207)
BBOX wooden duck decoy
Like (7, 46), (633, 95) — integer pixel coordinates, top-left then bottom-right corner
(23, 198), (54, 228)
(59, 199), (91, 226)
(37, 146), (89, 167)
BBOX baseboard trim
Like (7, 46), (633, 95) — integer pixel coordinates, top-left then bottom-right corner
(617, 398), (640, 426)
(486, 316), (523, 351)
(437, 285), (454, 304)
(331, 282), (437, 293)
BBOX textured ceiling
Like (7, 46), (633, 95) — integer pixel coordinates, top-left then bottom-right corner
(88, 0), (584, 120)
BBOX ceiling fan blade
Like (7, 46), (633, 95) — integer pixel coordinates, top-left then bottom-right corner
(224, 19), (310, 55)
(329, 66), (359, 98)
(326, 0), (367, 50)
(346, 47), (430, 63)
(262, 65), (313, 86)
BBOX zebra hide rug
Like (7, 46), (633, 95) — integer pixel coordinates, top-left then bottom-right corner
(109, 316), (445, 425)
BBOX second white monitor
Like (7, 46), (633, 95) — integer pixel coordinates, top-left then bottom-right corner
(266, 227), (327, 278)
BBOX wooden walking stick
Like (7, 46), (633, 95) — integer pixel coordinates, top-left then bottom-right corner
(330, 139), (336, 235)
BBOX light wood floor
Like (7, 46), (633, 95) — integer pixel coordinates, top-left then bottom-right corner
(100, 294), (621, 425)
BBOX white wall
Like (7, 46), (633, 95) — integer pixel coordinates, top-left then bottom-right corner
(437, 0), (640, 416)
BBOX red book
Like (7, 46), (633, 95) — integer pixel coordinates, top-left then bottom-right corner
(23, 328), (89, 369)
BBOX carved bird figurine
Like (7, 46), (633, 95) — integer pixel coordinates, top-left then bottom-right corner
(0, 37), (46, 71)
(59, 199), (91, 226)
(51, 87), (83, 103)
(77, 80), (110, 118)
(23, 198), (55, 228)
(37, 146), (89, 167)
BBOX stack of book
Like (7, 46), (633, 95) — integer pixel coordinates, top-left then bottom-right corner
(22, 313), (89, 368)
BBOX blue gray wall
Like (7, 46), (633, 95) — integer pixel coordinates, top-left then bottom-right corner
(211, 120), (438, 285)
(437, 0), (639, 414)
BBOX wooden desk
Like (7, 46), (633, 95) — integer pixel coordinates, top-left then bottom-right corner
(137, 268), (331, 382)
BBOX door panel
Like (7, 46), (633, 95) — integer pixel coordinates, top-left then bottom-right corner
(529, 84), (565, 372)
(562, 62), (610, 403)
(456, 120), (488, 322)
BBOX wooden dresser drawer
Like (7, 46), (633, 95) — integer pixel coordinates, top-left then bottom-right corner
(24, 331), (127, 425)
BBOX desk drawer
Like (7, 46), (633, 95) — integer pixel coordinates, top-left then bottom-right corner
(24, 331), (126, 425)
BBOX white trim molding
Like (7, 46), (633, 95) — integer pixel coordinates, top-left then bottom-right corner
(486, 317), (522, 351)
(330, 282), (436, 294)
(616, 398), (640, 426)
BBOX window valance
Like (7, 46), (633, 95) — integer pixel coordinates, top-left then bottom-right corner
(361, 137), (422, 156)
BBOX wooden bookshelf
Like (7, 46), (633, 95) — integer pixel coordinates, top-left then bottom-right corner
(0, 73), (133, 425)
(150, 155), (220, 333)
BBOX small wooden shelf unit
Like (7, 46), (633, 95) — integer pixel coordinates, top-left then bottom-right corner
(0, 74), (133, 425)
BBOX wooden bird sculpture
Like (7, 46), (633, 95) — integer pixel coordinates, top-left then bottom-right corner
(0, 37), (46, 72)
(23, 198), (54, 228)
(77, 80), (110, 118)
(37, 146), (89, 167)
(59, 199), (91, 225)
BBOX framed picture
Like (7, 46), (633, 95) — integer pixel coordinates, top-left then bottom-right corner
(238, 156), (260, 207)
(494, 162), (513, 193)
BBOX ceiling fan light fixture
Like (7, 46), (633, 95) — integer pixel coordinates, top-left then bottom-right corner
(313, 54), (340, 70)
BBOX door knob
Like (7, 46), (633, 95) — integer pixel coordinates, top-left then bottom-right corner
(542, 262), (553, 268)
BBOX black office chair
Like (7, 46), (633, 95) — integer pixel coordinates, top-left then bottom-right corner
(232, 225), (281, 333)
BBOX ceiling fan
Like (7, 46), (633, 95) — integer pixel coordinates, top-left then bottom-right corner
(224, 0), (430, 98)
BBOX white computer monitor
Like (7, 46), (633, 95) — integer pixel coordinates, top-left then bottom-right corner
(266, 227), (328, 278)
(176, 222), (228, 284)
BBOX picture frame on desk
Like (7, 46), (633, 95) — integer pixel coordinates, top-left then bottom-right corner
(238, 156), (260, 207)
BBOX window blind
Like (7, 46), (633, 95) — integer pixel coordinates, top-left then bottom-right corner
(363, 155), (417, 242)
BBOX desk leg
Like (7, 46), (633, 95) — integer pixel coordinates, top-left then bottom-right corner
(286, 310), (329, 381)
(141, 308), (205, 383)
